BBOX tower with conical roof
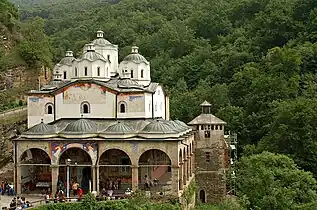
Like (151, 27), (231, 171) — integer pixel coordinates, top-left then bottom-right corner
(188, 101), (229, 204)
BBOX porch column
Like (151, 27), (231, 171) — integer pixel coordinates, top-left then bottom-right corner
(16, 165), (21, 195)
(92, 166), (97, 191)
(131, 165), (139, 191)
(186, 156), (190, 181)
(183, 158), (187, 185)
(171, 165), (180, 195)
(179, 163), (183, 190)
(51, 165), (59, 195)
(96, 166), (100, 194)
(191, 151), (195, 176)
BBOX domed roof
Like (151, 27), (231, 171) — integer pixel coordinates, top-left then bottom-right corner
(122, 46), (149, 64)
(104, 121), (134, 133)
(26, 121), (56, 135)
(166, 120), (187, 131)
(80, 51), (107, 62)
(118, 78), (141, 88)
(93, 38), (112, 46)
(127, 120), (151, 130)
(174, 120), (189, 129)
(63, 119), (97, 133)
(142, 119), (177, 134)
(59, 57), (75, 66)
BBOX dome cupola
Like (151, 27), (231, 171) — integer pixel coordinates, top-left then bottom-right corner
(122, 46), (149, 64)
(59, 50), (75, 66)
(93, 30), (112, 46)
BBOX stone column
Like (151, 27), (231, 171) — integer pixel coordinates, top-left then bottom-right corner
(92, 166), (97, 191)
(131, 165), (139, 191)
(171, 166), (180, 195)
(16, 165), (21, 195)
(179, 163), (183, 190)
(186, 156), (190, 181)
(96, 166), (100, 194)
(51, 165), (59, 195)
(183, 158), (187, 185)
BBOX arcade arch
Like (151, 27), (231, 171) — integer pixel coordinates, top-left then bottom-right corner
(19, 148), (51, 194)
(98, 149), (132, 191)
(138, 149), (171, 193)
(58, 148), (93, 193)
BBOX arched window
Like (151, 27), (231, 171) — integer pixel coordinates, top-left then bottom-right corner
(141, 69), (144, 78)
(75, 67), (78, 77)
(107, 55), (110, 61)
(81, 102), (90, 114)
(131, 70), (134, 78)
(199, 190), (206, 203)
(45, 103), (54, 114)
(118, 102), (127, 113)
(97, 67), (100, 76)
(63, 71), (67, 79)
(84, 67), (88, 76)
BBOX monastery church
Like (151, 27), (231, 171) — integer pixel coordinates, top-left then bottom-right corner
(13, 30), (229, 203)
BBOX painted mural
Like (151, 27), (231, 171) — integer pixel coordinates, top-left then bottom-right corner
(50, 142), (98, 165)
(63, 84), (108, 104)
(118, 94), (145, 112)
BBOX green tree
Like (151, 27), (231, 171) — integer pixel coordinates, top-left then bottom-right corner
(237, 152), (317, 210)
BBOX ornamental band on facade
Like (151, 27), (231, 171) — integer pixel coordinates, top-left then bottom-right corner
(13, 30), (235, 203)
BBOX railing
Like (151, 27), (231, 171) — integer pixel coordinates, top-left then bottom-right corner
(0, 106), (27, 117)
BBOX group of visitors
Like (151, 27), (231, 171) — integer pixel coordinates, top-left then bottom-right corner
(1, 181), (15, 196)
(8, 197), (32, 210)
(144, 175), (158, 190)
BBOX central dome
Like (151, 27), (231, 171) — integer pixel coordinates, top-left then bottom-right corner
(63, 119), (97, 133)
(92, 30), (112, 46)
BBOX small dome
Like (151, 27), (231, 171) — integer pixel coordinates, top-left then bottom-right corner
(118, 78), (141, 88)
(59, 57), (75, 66)
(122, 46), (149, 64)
(174, 120), (189, 129)
(127, 120), (151, 130)
(93, 38), (112, 46)
(104, 121), (134, 133)
(166, 120), (187, 131)
(63, 119), (97, 133)
(142, 119), (177, 134)
(80, 51), (107, 62)
(26, 121), (56, 135)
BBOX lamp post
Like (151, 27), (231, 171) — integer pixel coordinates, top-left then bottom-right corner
(66, 158), (71, 199)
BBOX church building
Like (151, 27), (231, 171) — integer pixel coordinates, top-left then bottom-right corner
(12, 31), (229, 203)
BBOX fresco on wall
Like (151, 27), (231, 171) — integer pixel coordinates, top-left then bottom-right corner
(63, 83), (108, 104)
(118, 94), (145, 112)
(50, 142), (98, 165)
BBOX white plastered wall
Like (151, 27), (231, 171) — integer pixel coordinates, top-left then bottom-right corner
(28, 95), (55, 128)
(153, 85), (166, 119)
(144, 93), (153, 118)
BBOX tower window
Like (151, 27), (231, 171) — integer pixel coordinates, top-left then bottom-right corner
(107, 55), (110, 61)
(205, 152), (211, 163)
(141, 69), (144, 78)
(219, 125), (222, 130)
(131, 70), (134, 78)
(75, 67), (78, 77)
(215, 125), (218, 130)
(84, 67), (88, 76)
(45, 103), (54, 114)
(63, 71), (67, 79)
(204, 130), (210, 138)
(81, 102), (90, 114)
(97, 67), (100, 76)
(119, 102), (127, 113)
(201, 125), (204, 130)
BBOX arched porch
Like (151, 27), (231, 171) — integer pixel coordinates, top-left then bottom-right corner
(58, 148), (93, 194)
(138, 149), (172, 195)
(18, 148), (51, 194)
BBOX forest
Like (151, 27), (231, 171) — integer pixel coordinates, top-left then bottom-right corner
(4, 0), (317, 209)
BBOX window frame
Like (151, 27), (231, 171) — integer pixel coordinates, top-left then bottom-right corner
(80, 101), (91, 114)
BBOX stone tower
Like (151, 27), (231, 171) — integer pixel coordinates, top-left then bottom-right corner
(188, 101), (229, 203)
